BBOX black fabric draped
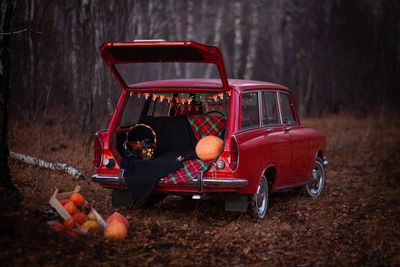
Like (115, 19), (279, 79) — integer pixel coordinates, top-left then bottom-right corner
(121, 116), (197, 202)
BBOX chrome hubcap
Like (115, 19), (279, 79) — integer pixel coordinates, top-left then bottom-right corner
(306, 161), (325, 196)
(255, 176), (268, 218)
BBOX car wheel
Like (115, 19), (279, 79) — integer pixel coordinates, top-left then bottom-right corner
(251, 174), (269, 219)
(305, 157), (326, 197)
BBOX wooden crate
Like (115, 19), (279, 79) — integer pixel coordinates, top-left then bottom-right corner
(49, 185), (106, 233)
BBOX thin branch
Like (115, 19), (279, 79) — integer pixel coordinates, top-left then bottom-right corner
(0, 27), (43, 35)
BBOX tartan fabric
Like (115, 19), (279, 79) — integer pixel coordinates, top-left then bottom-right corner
(187, 115), (226, 141)
(163, 159), (212, 184)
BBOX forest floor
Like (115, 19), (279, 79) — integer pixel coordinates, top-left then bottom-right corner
(1, 112), (400, 266)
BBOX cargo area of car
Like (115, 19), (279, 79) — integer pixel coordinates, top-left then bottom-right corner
(114, 92), (229, 201)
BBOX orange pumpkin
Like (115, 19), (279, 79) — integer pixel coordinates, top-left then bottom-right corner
(64, 217), (76, 229)
(70, 193), (85, 207)
(64, 201), (77, 215)
(106, 212), (130, 229)
(195, 136), (223, 160)
(104, 220), (127, 240)
(72, 212), (87, 224)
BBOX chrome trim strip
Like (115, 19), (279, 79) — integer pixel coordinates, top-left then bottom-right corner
(91, 173), (248, 188)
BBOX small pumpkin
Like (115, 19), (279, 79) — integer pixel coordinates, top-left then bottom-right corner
(106, 212), (130, 229)
(81, 220), (99, 233)
(72, 212), (87, 225)
(59, 199), (67, 206)
(195, 135), (223, 160)
(64, 217), (77, 229)
(103, 220), (127, 240)
(70, 193), (85, 207)
(64, 201), (78, 215)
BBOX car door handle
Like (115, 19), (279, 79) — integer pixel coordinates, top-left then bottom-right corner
(264, 128), (273, 133)
(285, 127), (292, 131)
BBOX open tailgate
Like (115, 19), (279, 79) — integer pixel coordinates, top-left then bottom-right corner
(100, 41), (229, 93)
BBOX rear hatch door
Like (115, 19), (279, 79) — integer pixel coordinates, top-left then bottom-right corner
(100, 41), (229, 93)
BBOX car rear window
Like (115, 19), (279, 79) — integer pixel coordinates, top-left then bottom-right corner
(279, 92), (297, 125)
(120, 92), (230, 128)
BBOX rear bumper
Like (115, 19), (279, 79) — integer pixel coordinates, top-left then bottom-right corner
(91, 171), (248, 189)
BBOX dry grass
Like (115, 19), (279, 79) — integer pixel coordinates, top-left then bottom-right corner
(2, 111), (400, 266)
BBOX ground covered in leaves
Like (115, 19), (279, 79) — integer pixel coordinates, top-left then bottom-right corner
(1, 113), (400, 266)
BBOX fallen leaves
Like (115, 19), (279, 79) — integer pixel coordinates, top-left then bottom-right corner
(2, 115), (400, 265)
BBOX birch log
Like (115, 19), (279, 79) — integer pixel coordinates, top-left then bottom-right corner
(9, 152), (86, 180)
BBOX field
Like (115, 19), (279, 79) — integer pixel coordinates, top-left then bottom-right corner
(2, 113), (400, 266)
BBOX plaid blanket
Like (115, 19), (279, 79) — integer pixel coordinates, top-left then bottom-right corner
(187, 115), (226, 141)
(163, 159), (212, 184)
(162, 115), (226, 184)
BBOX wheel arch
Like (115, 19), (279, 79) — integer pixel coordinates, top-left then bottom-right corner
(261, 165), (276, 192)
(315, 149), (324, 162)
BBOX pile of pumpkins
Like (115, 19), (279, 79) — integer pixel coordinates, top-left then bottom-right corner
(51, 192), (129, 240)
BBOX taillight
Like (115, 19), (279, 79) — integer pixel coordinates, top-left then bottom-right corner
(229, 136), (239, 171)
(93, 134), (102, 168)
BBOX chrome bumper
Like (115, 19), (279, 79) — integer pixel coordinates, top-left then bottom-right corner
(323, 160), (328, 167)
(91, 172), (248, 189)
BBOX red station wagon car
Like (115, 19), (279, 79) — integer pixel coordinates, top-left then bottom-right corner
(92, 41), (327, 219)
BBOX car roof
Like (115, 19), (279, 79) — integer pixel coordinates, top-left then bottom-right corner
(130, 78), (290, 93)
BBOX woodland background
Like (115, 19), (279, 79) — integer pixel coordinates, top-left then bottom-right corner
(1, 0), (400, 265)
(8, 0), (400, 130)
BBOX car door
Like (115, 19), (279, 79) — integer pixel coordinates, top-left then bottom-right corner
(234, 91), (266, 191)
(260, 90), (292, 188)
(279, 92), (310, 184)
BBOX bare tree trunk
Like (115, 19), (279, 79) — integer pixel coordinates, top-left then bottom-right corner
(244, 1), (259, 80)
(233, 0), (243, 78)
(185, 0), (194, 78)
(167, 0), (182, 77)
(0, 0), (21, 210)
(70, 4), (80, 111)
(205, 2), (223, 78)
(270, 0), (284, 81)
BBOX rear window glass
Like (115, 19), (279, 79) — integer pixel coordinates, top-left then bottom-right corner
(120, 92), (230, 128)
(115, 62), (222, 88)
(241, 92), (259, 130)
(279, 93), (297, 125)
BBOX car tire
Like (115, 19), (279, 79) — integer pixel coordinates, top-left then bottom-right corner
(305, 157), (326, 197)
(250, 174), (269, 219)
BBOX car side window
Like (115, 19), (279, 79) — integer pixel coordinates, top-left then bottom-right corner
(241, 92), (259, 130)
(279, 92), (297, 125)
(261, 91), (280, 126)
(120, 94), (146, 128)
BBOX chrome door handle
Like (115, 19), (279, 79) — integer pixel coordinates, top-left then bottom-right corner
(264, 128), (273, 133)
(285, 127), (292, 131)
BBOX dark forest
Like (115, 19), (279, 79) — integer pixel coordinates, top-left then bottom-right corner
(1, 0), (400, 265)
(8, 0), (400, 125)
